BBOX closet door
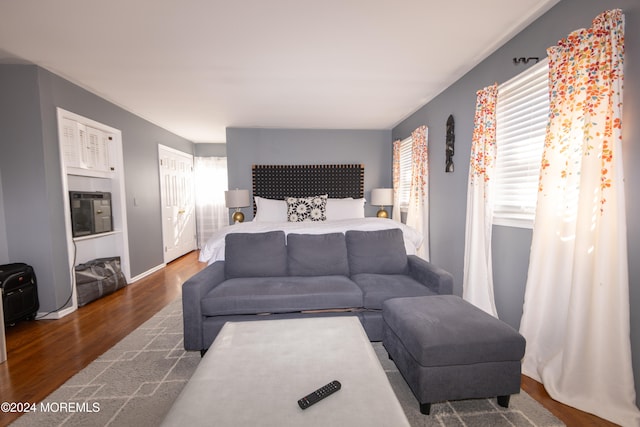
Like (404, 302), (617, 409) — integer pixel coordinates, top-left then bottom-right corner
(158, 145), (196, 263)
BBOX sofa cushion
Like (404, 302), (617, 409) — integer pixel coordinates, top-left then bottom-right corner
(351, 273), (437, 309)
(346, 229), (408, 275)
(201, 276), (363, 316)
(287, 233), (350, 276)
(224, 231), (287, 278)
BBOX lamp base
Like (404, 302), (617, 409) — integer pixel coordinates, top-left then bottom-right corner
(376, 208), (389, 218)
(232, 211), (245, 223)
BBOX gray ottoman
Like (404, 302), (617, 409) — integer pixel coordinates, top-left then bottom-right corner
(382, 295), (526, 415)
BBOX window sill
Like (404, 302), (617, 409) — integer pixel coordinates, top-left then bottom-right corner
(492, 216), (533, 229)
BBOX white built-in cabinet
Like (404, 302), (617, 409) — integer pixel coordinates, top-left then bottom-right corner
(61, 120), (116, 174)
(56, 108), (130, 316)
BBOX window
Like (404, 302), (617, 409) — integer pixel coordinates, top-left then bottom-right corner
(493, 58), (549, 228)
(194, 157), (228, 247)
(397, 136), (413, 212)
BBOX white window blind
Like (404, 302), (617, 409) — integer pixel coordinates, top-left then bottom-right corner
(493, 58), (549, 228)
(398, 136), (413, 211)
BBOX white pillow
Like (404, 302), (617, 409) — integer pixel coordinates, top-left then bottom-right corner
(253, 196), (288, 222)
(326, 198), (366, 220)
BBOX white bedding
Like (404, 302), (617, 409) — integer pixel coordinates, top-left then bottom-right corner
(199, 218), (423, 265)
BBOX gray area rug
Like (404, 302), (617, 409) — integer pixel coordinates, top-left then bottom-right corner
(12, 299), (564, 426)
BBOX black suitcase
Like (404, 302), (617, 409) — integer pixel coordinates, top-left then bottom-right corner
(1, 263), (39, 325)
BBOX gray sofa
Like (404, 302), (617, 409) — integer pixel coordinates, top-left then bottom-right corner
(182, 228), (453, 352)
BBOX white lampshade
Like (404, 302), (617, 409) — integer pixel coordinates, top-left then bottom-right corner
(225, 189), (250, 209)
(371, 188), (393, 206)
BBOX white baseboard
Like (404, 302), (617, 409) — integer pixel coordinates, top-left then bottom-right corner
(37, 304), (77, 320)
(33, 263), (167, 321)
(129, 263), (166, 284)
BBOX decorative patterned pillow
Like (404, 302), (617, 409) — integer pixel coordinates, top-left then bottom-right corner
(286, 195), (328, 222)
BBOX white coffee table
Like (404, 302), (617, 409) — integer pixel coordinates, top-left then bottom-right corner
(162, 317), (410, 426)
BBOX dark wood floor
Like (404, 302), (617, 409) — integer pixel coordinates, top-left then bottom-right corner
(0, 251), (619, 426)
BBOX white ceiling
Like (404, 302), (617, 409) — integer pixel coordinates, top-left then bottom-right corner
(0, 0), (559, 143)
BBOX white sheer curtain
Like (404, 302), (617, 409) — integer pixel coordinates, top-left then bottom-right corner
(194, 157), (228, 249)
(462, 84), (498, 317)
(391, 127), (430, 260)
(520, 10), (640, 426)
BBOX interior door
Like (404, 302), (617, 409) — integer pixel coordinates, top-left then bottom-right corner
(158, 145), (196, 263)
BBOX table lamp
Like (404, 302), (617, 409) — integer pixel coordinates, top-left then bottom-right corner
(371, 188), (393, 218)
(225, 189), (250, 223)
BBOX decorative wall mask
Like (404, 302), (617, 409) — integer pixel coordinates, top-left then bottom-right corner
(446, 114), (455, 173)
(513, 57), (540, 65)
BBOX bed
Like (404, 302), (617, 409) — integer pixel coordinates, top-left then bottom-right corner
(199, 164), (423, 264)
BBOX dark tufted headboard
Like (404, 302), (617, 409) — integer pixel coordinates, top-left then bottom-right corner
(251, 164), (364, 213)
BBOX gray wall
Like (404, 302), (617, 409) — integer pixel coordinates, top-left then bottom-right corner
(0, 64), (195, 313)
(0, 66), (66, 311)
(194, 143), (226, 157)
(0, 172), (8, 262)
(225, 128), (392, 220)
(393, 0), (640, 405)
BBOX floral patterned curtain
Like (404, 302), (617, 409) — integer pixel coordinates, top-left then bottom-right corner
(391, 127), (430, 260)
(462, 84), (498, 317)
(391, 138), (402, 221)
(519, 10), (640, 426)
(406, 126), (430, 260)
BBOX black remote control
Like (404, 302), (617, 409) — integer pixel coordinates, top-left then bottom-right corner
(297, 380), (341, 410)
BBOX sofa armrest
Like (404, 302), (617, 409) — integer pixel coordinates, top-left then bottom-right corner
(182, 261), (226, 351)
(407, 255), (453, 295)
